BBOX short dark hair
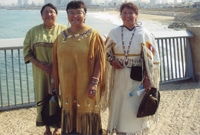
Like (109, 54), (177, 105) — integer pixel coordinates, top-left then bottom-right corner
(120, 2), (138, 15)
(40, 3), (58, 15)
(66, 0), (87, 14)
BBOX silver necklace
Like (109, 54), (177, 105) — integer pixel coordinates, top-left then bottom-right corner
(121, 26), (136, 65)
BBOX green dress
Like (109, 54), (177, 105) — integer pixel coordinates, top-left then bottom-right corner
(23, 23), (67, 126)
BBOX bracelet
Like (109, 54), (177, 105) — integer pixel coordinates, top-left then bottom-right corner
(92, 77), (99, 81)
(91, 81), (98, 85)
(91, 79), (99, 83)
(91, 78), (99, 85)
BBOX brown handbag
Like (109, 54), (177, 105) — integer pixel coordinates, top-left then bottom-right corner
(137, 87), (160, 118)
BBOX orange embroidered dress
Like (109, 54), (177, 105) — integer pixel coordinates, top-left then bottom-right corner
(52, 25), (105, 134)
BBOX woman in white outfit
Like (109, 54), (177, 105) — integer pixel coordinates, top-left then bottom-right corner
(105, 2), (160, 134)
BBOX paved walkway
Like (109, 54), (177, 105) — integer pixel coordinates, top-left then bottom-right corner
(0, 80), (200, 135)
(148, 80), (200, 135)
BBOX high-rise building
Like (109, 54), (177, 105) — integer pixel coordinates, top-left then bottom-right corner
(44, 0), (93, 6)
(59, 0), (70, 6)
(150, 0), (162, 4)
(44, 0), (57, 5)
(24, 0), (28, 5)
(150, 0), (156, 4)
(18, 0), (29, 5)
(18, 0), (22, 5)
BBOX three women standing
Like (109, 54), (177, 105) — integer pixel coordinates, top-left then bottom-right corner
(24, 1), (160, 135)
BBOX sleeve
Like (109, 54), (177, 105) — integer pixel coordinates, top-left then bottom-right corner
(105, 30), (115, 62)
(142, 30), (160, 88)
(23, 29), (34, 64)
(52, 37), (60, 95)
(100, 30), (115, 111)
(89, 31), (106, 92)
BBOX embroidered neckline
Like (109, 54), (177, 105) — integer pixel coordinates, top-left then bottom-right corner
(43, 24), (55, 29)
(62, 28), (92, 41)
(121, 27), (136, 65)
(120, 25), (141, 31)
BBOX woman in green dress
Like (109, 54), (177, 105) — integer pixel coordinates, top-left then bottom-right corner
(23, 3), (66, 135)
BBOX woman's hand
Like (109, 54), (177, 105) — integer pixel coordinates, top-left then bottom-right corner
(88, 83), (97, 98)
(31, 58), (52, 74)
(143, 76), (151, 91)
(37, 62), (52, 74)
(110, 59), (123, 69)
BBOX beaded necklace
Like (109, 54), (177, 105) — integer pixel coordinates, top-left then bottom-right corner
(62, 29), (92, 41)
(121, 26), (136, 65)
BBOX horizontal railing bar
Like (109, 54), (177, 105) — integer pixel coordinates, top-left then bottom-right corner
(0, 102), (36, 111)
(0, 38), (24, 49)
(153, 31), (193, 39)
(160, 77), (191, 84)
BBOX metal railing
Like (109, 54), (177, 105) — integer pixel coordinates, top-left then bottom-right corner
(154, 31), (194, 83)
(0, 38), (35, 111)
(0, 31), (194, 110)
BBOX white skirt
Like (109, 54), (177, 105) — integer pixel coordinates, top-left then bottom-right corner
(107, 67), (150, 134)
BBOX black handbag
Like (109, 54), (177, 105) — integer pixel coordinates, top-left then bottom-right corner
(137, 87), (160, 118)
(130, 49), (144, 81)
(130, 66), (143, 81)
(37, 92), (61, 127)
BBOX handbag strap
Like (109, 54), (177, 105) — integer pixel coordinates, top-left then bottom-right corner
(141, 45), (145, 82)
(37, 94), (52, 106)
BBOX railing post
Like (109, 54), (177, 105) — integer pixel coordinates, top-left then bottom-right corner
(187, 26), (200, 81)
(185, 38), (195, 80)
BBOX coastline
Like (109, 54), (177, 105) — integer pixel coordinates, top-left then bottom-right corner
(105, 10), (175, 24)
(89, 10), (175, 32)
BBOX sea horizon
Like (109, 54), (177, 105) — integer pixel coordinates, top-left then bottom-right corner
(0, 9), (174, 40)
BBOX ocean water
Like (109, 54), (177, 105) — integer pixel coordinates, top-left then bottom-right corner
(0, 9), (172, 39)
(0, 10), (118, 39)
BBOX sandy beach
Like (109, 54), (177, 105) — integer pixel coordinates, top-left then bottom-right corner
(91, 10), (175, 32)
(1, 11), (200, 135)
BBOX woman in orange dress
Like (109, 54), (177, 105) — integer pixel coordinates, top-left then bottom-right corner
(51, 1), (105, 134)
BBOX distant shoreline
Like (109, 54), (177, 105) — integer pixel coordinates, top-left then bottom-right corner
(91, 10), (175, 27)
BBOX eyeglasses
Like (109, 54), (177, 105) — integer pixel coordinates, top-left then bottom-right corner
(42, 10), (56, 15)
(67, 9), (85, 16)
(68, 11), (84, 16)
(121, 12), (135, 16)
